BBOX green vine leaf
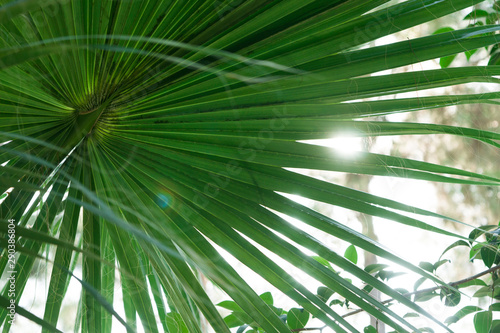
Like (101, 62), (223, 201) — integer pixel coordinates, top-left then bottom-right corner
(474, 310), (493, 333)
(344, 245), (358, 264)
(286, 308), (310, 330)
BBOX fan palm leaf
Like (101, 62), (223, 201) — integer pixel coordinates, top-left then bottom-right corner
(0, 0), (499, 332)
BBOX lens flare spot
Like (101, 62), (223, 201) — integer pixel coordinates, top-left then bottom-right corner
(301, 133), (363, 158)
(156, 193), (172, 208)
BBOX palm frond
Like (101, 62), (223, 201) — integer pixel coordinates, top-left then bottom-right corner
(0, 0), (498, 332)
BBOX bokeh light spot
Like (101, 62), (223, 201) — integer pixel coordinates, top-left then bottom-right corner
(156, 193), (172, 209)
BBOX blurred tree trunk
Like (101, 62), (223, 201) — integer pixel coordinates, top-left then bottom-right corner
(346, 137), (385, 332)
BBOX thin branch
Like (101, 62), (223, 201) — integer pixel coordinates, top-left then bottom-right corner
(342, 264), (500, 319)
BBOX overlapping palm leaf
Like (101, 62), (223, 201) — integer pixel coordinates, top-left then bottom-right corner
(1, 0), (500, 332)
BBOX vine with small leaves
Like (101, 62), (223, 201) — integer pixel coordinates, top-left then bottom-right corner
(218, 224), (500, 333)
(435, 2), (500, 67)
